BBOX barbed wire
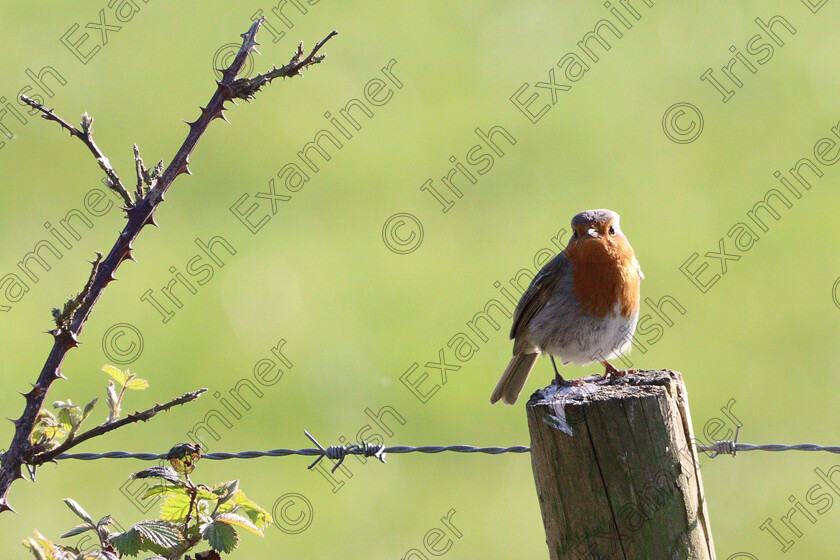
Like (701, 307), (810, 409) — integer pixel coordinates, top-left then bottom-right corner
(48, 426), (840, 471)
(55, 445), (534, 462)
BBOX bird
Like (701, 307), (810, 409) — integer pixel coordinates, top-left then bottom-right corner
(490, 209), (643, 405)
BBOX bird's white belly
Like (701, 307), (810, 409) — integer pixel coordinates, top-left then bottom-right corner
(527, 301), (639, 365)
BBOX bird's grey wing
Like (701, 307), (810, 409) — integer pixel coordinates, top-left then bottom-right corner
(509, 251), (570, 340)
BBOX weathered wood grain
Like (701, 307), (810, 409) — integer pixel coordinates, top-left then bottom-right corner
(527, 370), (714, 560)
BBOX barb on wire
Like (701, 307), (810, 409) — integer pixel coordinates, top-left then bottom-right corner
(697, 425), (741, 458)
(304, 430), (386, 473)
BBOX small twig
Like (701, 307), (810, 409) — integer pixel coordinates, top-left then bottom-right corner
(231, 30), (338, 100)
(30, 389), (207, 466)
(18, 97), (134, 208)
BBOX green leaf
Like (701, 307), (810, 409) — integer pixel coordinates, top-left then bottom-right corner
(64, 498), (94, 524)
(32, 410), (65, 443)
(200, 520), (239, 553)
(124, 377), (149, 390)
(55, 407), (74, 432)
(102, 365), (127, 385)
(109, 528), (141, 557)
(159, 492), (192, 523)
(214, 512), (263, 536)
(60, 522), (95, 538)
(195, 487), (218, 501)
(37, 424), (65, 440)
(132, 466), (183, 485)
(82, 398), (98, 422)
(133, 520), (184, 550)
(96, 514), (114, 528)
(141, 483), (186, 500)
(221, 490), (273, 530)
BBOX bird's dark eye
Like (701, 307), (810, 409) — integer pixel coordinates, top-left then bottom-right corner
(608, 226), (615, 235)
(571, 230), (578, 240)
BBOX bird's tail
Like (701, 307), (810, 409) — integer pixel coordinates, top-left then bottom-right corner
(490, 352), (539, 405)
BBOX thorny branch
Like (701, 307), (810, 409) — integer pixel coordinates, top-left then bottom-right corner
(231, 30), (338, 99)
(29, 389), (207, 467)
(0, 19), (337, 514)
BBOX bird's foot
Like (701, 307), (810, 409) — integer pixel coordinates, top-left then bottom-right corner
(601, 361), (635, 383)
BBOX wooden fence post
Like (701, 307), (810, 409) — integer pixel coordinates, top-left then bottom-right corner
(526, 369), (715, 560)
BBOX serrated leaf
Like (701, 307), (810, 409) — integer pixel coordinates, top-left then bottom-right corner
(56, 407), (73, 432)
(223, 490), (272, 530)
(159, 492), (192, 523)
(102, 365), (127, 385)
(109, 528), (141, 557)
(133, 520), (184, 550)
(132, 466), (183, 485)
(214, 512), (263, 536)
(124, 377), (149, 390)
(60, 522), (95, 538)
(97, 514), (114, 528)
(141, 483), (185, 500)
(64, 498), (94, 524)
(201, 520), (239, 553)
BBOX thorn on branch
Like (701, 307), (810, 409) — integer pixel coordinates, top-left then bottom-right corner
(230, 30), (338, 101)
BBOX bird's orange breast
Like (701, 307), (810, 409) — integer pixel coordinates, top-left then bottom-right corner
(565, 238), (640, 319)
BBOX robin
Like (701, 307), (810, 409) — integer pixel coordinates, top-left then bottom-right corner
(490, 209), (643, 405)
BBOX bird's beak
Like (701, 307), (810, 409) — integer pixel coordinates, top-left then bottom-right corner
(586, 227), (599, 238)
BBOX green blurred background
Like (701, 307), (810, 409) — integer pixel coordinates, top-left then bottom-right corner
(1, 1), (839, 558)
